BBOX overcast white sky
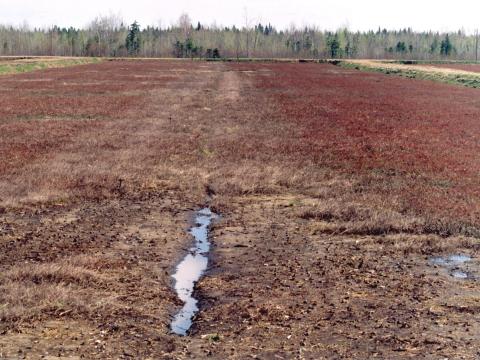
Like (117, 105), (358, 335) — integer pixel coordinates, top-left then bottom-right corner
(1, 0), (479, 32)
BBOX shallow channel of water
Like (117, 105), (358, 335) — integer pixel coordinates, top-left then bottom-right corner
(171, 208), (217, 336)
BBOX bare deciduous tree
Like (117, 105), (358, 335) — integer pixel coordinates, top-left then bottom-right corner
(87, 13), (125, 56)
(0, 16), (479, 61)
(178, 13), (192, 40)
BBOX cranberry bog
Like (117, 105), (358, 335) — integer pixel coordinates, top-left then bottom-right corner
(0, 59), (479, 358)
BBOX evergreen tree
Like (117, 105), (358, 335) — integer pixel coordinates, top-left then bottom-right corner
(440, 34), (453, 56)
(327, 34), (340, 58)
(303, 35), (313, 51)
(173, 40), (184, 58)
(0, 18), (479, 60)
(396, 41), (407, 53)
(430, 38), (439, 54)
(126, 21), (141, 55)
(206, 48), (221, 59)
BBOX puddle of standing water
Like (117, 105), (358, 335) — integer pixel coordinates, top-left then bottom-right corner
(171, 208), (218, 336)
(430, 254), (473, 280)
(451, 270), (469, 279)
(431, 254), (472, 266)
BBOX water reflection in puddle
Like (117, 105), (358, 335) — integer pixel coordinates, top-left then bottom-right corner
(431, 255), (472, 266)
(171, 208), (218, 336)
(451, 270), (469, 279)
(430, 254), (473, 280)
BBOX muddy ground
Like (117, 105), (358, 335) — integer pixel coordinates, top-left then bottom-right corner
(0, 60), (479, 359)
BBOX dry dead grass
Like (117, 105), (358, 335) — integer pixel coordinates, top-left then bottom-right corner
(342, 59), (480, 88)
(0, 258), (113, 327)
(350, 59), (480, 77)
(298, 199), (423, 235)
(0, 57), (100, 76)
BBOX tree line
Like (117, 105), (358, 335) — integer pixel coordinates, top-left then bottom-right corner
(0, 14), (478, 60)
